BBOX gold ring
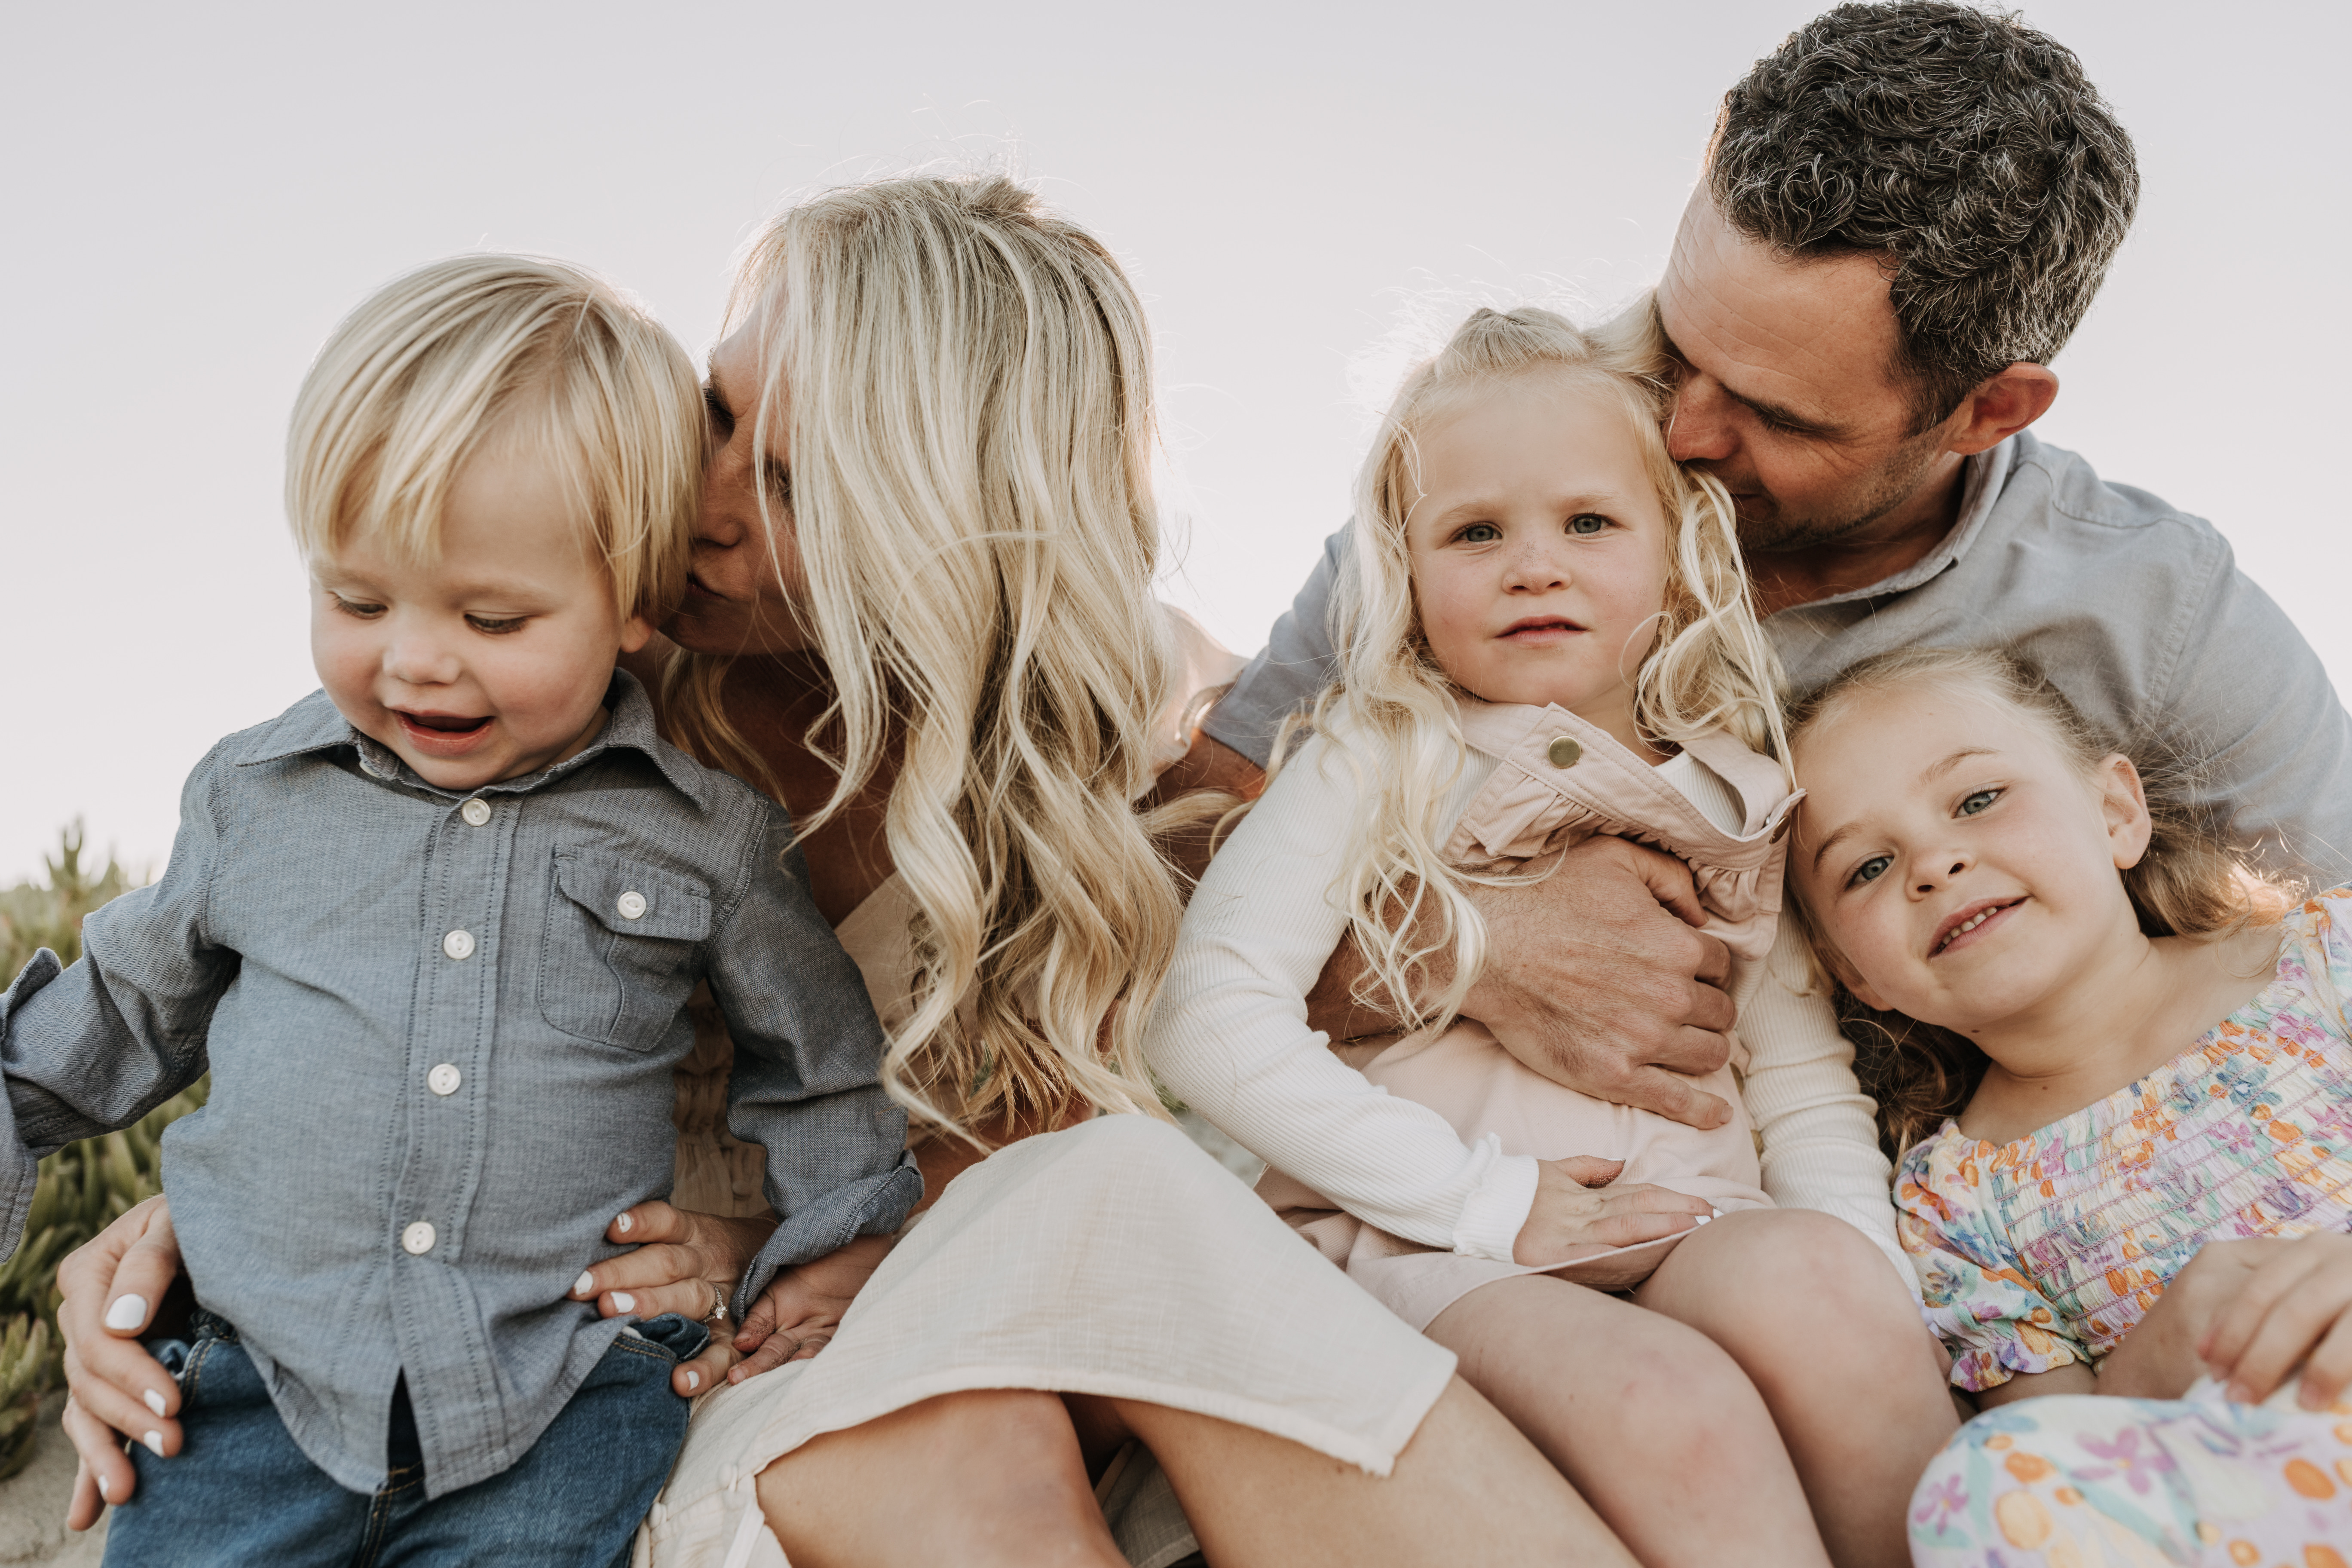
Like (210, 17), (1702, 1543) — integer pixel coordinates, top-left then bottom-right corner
(707, 1284), (729, 1324)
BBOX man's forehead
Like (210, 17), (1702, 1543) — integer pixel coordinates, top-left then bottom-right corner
(1659, 190), (1909, 430)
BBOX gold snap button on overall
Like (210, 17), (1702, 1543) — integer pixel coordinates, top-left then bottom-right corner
(1546, 736), (1583, 769)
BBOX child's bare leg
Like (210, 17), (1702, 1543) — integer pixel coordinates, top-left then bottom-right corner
(1637, 1209), (1957, 1568)
(1426, 1273), (1833, 1568)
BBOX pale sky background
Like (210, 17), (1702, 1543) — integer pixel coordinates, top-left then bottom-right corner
(4, 0), (2345, 885)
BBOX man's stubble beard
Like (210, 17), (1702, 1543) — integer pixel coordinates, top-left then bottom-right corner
(1711, 430), (1951, 557)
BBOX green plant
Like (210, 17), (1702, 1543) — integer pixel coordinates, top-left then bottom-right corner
(0, 826), (206, 1481)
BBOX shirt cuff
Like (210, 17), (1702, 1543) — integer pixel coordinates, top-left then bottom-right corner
(1450, 1139), (1537, 1263)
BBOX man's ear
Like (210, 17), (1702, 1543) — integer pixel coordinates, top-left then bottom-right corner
(1944, 363), (2059, 457)
(2096, 753), (2153, 870)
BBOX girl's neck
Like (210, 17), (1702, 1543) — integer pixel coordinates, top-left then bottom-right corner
(1492, 682), (1666, 764)
(1957, 921), (2278, 1144)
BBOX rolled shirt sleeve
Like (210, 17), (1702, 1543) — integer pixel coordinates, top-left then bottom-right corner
(705, 807), (921, 1316)
(1201, 525), (1348, 772)
(0, 747), (232, 1260)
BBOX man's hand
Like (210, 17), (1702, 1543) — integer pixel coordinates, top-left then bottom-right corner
(726, 1232), (897, 1383)
(1513, 1156), (1716, 1282)
(2195, 1232), (2352, 1408)
(1467, 837), (1736, 1128)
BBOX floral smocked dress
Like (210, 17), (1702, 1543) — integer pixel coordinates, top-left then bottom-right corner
(1900, 890), (2352, 1565)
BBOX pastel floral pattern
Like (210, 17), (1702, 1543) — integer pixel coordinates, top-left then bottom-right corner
(1908, 1380), (2352, 1566)
(1896, 891), (2352, 1393)
(1898, 891), (2352, 1564)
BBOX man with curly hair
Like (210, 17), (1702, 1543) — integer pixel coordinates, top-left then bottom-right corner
(1192, 4), (2350, 1194)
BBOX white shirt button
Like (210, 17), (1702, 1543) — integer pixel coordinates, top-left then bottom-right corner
(427, 1063), (461, 1096)
(460, 798), (492, 827)
(615, 891), (648, 921)
(441, 929), (475, 961)
(401, 1221), (437, 1256)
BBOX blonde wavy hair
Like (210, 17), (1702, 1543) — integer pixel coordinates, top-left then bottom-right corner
(1304, 302), (1789, 1034)
(287, 253), (701, 620)
(662, 175), (1182, 1135)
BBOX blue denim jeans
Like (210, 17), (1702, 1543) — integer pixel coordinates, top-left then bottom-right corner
(104, 1310), (707, 1568)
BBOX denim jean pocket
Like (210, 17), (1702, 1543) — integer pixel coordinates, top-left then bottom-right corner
(538, 848), (711, 1050)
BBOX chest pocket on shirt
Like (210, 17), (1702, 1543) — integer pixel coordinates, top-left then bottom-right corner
(539, 849), (712, 1050)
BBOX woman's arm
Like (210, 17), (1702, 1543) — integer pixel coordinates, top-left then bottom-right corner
(1738, 919), (1917, 1297)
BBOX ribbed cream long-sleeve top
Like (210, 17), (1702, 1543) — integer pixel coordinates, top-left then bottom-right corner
(1146, 719), (1915, 1295)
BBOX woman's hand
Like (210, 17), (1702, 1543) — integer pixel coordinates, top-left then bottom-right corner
(1513, 1156), (1716, 1276)
(725, 1233), (897, 1384)
(55, 1194), (188, 1528)
(2195, 1232), (2352, 1408)
(570, 1200), (776, 1397)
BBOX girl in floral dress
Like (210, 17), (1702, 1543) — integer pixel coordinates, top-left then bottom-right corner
(1784, 645), (2352, 1567)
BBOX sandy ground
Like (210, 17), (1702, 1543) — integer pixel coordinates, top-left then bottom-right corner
(0, 1114), (1263, 1559)
(0, 1396), (104, 1565)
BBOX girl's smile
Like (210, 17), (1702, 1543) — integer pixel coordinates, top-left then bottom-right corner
(1929, 895), (2026, 959)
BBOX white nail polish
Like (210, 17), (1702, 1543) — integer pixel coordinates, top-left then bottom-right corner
(1692, 1213), (1711, 1225)
(97, 1476), (111, 1502)
(142, 1432), (165, 1458)
(143, 1389), (166, 1418)
(615, 1213), (632, 1234)
(574, 1272), (596, 1298)
(683, 1370), (700, 1391)
(611, 1292), (635, 1313)
(103, 1295), (148, 1332)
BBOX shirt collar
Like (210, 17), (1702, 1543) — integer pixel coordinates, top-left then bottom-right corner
(1779, 432), (2021, 611)
(232, 669), (716, 810)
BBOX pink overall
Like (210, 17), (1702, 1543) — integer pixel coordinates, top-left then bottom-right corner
(1256, 698), (1803, 1329)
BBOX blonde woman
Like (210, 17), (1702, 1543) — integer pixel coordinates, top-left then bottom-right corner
(1148, 306), (1956, 1566)
(55, 179), (1632, 1568)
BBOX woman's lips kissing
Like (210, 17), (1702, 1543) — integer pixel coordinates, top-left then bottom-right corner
(1929, 897), (2025, 958)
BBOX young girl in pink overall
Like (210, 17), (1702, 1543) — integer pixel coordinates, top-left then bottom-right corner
(1149, 305), (1956, 1568)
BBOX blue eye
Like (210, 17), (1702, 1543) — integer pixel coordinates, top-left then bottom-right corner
(1459, 523), (1501, 543)
(1568, 514), (1610, 536)
(1848, 853), (1892, 888)
(1959, 789), (2000, 816)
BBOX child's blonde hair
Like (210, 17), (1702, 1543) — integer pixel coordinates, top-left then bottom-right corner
(1309, 300), (1789, 1035)
(287, 254), (703, 621)
(660, 174), (1182, 1137)
(1783, 645), (2291, 1155)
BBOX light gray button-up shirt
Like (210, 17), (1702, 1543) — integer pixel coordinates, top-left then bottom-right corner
(0, 673), (920, 1497)
(1204, 432), (2352, 881)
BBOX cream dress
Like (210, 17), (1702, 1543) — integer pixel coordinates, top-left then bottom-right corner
(633, 613), (1459, 1568)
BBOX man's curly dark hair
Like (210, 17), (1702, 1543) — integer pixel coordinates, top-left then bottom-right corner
(1711, 3), (2139, 430)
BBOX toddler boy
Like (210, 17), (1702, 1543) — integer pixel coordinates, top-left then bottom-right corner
(0, 254), (919, 1565)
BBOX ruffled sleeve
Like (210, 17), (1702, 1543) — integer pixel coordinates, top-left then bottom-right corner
(1894, 1131), (2089, 1391)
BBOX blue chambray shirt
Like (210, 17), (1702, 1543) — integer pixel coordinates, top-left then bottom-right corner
(0, 672), (920, 1498)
